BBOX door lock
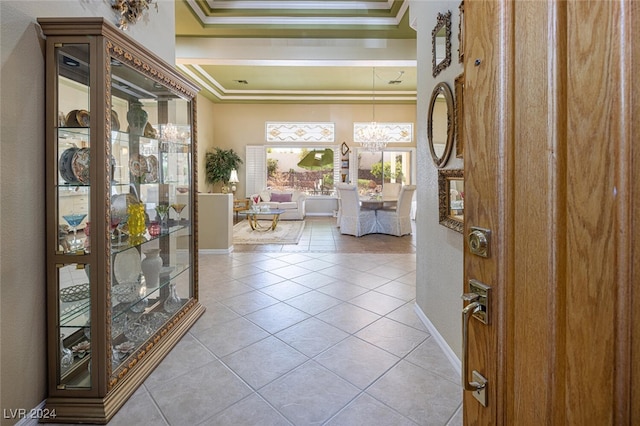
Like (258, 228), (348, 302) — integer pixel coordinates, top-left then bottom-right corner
(468, 226), (491, 258)
(461, 279), (491, 324)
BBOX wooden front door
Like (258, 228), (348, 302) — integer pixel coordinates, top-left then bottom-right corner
(463, 1), (638, 424)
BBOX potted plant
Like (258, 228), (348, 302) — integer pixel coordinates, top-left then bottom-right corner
(204, 147), (243, 192)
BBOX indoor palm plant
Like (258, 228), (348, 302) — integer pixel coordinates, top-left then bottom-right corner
(205, 147), (243, 192)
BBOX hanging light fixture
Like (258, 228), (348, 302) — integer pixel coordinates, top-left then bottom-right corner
(356, 67), (389, 152)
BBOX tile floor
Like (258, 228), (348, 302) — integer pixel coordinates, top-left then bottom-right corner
(105, 218), (462, 425)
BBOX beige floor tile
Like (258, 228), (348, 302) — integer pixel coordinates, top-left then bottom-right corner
(109, 218), (461, 425)
(356, 317), (429, 358)
(259, 361), (359, 425)
(276, 317), (349, 358)
(367, 361), (462, 426)
(315, 336), (400, 389)
(222, 336), (308, 389)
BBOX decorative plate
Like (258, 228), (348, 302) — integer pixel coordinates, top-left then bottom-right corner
(60, 283), (90, 302)
(113, 248), (141, 285)
(76, 109), (90, 127)
(129, 153), (148, 177)
(65, 109), (80, 127)
(58, 147), (79, 183)
(145, 155), (158, 183)
(71, 147), (90, 184)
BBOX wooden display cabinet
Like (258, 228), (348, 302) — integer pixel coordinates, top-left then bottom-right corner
(39, 17), (205, 423)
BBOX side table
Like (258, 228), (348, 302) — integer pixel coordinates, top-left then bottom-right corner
(233, 199), (250, 221)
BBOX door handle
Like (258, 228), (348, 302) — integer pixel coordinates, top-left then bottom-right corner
(461, 292), (489, 406)
(462, 299), (485, 391)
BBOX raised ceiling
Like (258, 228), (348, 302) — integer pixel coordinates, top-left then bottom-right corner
(174, 0), (417, 103)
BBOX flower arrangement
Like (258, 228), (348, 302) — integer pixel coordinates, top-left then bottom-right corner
(251, 194), (261, 210)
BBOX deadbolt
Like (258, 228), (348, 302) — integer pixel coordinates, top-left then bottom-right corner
(468, 226), (491, 258)
(463, 279), (491, 324)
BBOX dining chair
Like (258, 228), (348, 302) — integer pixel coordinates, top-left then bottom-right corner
(376, 185), (416, 236)
(335, 183), (377, 237)
(381, 182), (402, 199)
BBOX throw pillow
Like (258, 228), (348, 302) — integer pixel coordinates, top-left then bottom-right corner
(270, 192), (293, 202)
(259, 190), (271, 202)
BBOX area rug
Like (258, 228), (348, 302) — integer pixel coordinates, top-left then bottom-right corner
(233, 220), (306, 245)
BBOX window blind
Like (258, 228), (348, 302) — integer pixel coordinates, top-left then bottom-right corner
(245, 145), (266, 198)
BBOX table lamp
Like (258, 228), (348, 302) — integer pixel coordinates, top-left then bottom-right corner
(229, 169), (240, 195)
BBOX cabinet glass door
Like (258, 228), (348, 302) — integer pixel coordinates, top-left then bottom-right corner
(108, 58), (194, 381)
(55, 43), (92, 389)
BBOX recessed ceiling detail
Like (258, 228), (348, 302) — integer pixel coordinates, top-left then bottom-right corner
(175, 0), (417, 103)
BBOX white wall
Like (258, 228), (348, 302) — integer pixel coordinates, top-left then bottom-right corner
(0, 2), (176, 422)
(411, 0), (465, 358)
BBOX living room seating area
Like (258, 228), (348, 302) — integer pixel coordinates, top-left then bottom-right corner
(253, 189), (307, 220)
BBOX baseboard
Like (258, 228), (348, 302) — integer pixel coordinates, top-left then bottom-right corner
(304, 213), (334, 217)
(12, 400), (45, 426)
(413, 302), (462, 375)
(199, 247), (234, 254)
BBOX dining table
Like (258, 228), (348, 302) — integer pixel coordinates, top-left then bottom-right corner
(360, 196), (398, 210)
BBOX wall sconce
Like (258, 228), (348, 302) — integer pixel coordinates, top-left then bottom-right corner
(228, 169), (240, 195)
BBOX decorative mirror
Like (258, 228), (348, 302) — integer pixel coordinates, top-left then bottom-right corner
(428, 82), (455, 167)
(438, 169), (464, 233)
(455, 73), (464, 158)
(432, 10), (452, 77)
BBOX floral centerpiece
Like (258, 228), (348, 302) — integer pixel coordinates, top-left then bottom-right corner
(251, 194), (261, 210)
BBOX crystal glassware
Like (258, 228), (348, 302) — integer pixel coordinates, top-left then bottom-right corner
(163, 283), (182, 313)
(170, 203), (186, 221)
(60, 334), (74, 369)
(155, 204), (169, 229)
(62, 213), (87, 251)
(116, 214), (129, 246)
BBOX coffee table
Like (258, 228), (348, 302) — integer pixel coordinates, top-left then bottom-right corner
(240, 208), (286, 231)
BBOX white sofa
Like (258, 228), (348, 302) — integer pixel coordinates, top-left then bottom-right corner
(255, 189), (306, 220)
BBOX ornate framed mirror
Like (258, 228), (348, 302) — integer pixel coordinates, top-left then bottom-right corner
(428, 82), (455, 167)
(438, 169), (464, 233)
(432, 10), (452, 77)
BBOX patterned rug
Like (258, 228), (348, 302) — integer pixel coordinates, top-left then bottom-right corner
(233, 220), (306, 245)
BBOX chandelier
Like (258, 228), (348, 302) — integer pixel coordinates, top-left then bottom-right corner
(356, 67), (389, 152)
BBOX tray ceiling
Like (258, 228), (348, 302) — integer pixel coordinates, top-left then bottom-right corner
(175, 0), (417, 103)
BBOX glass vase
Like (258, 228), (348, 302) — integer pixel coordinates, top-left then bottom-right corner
(60, 334), (74, 369)
(163, 283), (182, 314)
